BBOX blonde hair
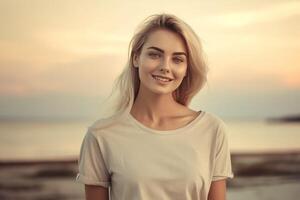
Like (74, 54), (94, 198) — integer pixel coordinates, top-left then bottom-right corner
(101, 13), (208, 117)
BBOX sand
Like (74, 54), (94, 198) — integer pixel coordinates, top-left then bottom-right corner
(0, 151), (300, 200)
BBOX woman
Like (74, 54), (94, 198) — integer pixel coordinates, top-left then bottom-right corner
(76, 13), (234, 200)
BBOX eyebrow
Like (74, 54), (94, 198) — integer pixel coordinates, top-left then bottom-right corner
(147, 46), (187, 57)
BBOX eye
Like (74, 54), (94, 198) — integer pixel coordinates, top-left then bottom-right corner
(173, 57), (184, 64)
(148, 52), (161, 59)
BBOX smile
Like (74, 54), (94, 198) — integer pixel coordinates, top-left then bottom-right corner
(152, 75), (173, 82)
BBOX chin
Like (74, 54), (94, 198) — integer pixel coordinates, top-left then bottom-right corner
(149, 86), (177, 95)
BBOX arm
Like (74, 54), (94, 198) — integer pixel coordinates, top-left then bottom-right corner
(85, 185), (109, 200)
(208, 179), (226, 200)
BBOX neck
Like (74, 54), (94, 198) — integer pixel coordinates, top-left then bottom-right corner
(130, 86), (181, 122)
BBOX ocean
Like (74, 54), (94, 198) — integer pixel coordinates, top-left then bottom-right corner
(0, 118), (300, 160)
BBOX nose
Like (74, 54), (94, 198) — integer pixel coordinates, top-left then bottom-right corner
(159, 56), (171, 73)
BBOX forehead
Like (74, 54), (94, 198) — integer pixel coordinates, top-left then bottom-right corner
(143, 29), (187, 53)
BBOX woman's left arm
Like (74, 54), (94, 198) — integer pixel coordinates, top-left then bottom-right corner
(208, 179), (227, 200)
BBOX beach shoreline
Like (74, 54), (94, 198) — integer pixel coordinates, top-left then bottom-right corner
(1, 151), (300, 200)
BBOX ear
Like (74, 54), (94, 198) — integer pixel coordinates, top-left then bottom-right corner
(133, 54), (139, 68)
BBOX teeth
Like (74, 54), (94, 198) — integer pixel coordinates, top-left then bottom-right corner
(153, 76), (171, 82)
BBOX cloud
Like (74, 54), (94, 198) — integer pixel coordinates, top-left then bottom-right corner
(33, 28), (130, 56)
(0, 54), (126, 96)
(0, 27), (130, 96)
(280, 69), (300, 89)
(209, 1), (300, 27)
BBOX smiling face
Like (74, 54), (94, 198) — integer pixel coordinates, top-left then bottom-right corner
(133, 28), (188, 96)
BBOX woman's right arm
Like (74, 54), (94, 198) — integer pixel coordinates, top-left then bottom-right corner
(85, 185), (109, 200)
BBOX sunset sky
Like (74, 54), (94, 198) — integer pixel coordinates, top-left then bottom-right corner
(0, 0), (299, 120)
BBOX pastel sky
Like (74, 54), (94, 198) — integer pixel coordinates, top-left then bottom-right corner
(0, 0), (299, 120)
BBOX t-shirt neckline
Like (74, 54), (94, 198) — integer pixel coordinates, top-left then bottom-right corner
(127, 110), (206, 135)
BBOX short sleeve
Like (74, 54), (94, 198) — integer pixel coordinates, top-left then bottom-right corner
(212, 121), (234, 181)
(75, 128), (111, 188)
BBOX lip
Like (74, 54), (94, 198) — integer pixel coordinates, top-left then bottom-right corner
(151, 74), (173, 84)
(151, 74), (174, 81)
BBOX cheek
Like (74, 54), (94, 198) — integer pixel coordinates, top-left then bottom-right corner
(138, 62), (153, 80)
(174, 66), (187, 78)
(141, 59), (159, 71)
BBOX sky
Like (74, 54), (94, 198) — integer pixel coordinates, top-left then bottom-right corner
(0, 0), (299, 120)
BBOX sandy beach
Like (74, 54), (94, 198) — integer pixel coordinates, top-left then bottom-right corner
(0, 151), (300, 200)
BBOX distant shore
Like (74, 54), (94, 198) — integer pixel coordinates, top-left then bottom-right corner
(266, 114), (300, 123)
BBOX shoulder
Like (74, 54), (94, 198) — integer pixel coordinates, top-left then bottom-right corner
(201, 111), (229, 141)
(87, 111), (126, 136)
(203, 112), (230, 144)
(203, 111), (226, 128)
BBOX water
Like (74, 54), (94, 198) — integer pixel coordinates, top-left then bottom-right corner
(0, 119), (299, 160)
(0, 120), (90, 160)
(226, 119), (300, 153)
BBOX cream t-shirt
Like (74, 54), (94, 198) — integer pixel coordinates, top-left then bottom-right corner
(76, 110), (234, 200)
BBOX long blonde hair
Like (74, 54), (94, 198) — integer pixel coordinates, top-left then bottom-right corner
(101, 13), (208, 118)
